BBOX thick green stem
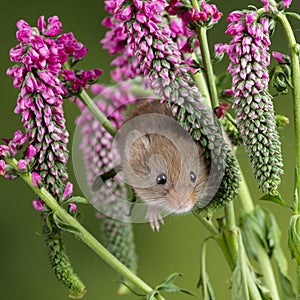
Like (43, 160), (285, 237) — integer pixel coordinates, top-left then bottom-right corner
(277, 11), (300, 299)
(197, 26), (219, 108)
(191, 64), (211, 106)
(277, 12), (300, 213)
(297, 264), (300, 300)
(78, 89), (117, 137)
(5, 157), (165, 300)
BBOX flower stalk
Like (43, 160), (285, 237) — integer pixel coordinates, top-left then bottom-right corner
(4, 157), (164, 300)
(276, 10), (300, 299)
(78, 89), (117, 137)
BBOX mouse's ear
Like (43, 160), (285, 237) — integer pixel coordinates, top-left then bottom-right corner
(124, 130), (151, 159)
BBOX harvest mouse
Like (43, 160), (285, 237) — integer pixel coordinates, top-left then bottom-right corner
(115, 100), (209, 231)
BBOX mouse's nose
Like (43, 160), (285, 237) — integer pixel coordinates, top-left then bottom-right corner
(174, 192), (195, 213)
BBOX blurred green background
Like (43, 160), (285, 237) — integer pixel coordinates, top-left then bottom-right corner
(0, 0), (299, 299)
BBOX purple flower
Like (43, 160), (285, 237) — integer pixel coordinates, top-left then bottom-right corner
(32, 172), (42, 187)
(261, 0), (270, 12)
(62, 182), (73, 200)
(32, 199), (46, 211)
(12, 130), (28, 146)
(272, 51), (288, 63)
(283, 0), (292, 8)
(0, 145), (10, 157)
(68, 203), (77, 213)
(25, 144), (37, 160)
(0, 160), (6, 176)
(17, 159), (28, 171)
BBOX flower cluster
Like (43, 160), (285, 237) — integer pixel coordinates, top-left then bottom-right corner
(102, 0), (240, 214)
(76, 82), (137, 272)
(167, 0), (222, 28)
(261, 0), (292, 13)
(5, 15), (94, 297)
(224, 10), (283, 194)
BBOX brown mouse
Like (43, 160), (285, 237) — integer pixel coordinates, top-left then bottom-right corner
(116, 100), (209, 231)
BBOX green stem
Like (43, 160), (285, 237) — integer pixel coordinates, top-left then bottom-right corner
(276, 12), (300, 214)
(239, 170), (280, 300)
(78, 89), (117, 137)
(297, 264), (300, 300)
(192, 212), (219, 235)
(238, 170), (255, 213)
(191, 62), (211, 107)
(5, 157), (165, 300)
(223, 202), (239, 263)
(197, 26), (219, 108)
(277, 11), (300, 298)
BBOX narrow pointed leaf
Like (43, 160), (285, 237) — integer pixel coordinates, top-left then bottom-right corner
(231, 233), (250, 300)
(53, 213), (82, 235)
(64, 196), (89, 205)
(286, 12), (300, 22)
(259, 193), (288, 208)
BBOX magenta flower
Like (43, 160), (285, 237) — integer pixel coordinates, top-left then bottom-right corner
(272, 51), (289, 63)
(283, 0), (292, 8)
(68, 203), (77, 213)
(0, 160), (6, 176)
(32, 172), (42, 187)
(32, 199), (46, 211)
(62, 182), (73, 200)
(25, 144), (37, 160)
(0, 145), (10, 158)
(261, 0), (270, 12)
(17, 159), (28, 171)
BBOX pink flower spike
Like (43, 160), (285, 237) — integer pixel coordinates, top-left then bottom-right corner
(272, 51), (287, 63)
(0, 160), (6, 176)
(62, 182), (73, 200)
(25, 144), (37, 160)
(17, 159), (27, 171)
(283, 0), (292, 8)
(32, 199), (46, 211)
(69, 203), (77, 213)
(32, 172), (42, 187)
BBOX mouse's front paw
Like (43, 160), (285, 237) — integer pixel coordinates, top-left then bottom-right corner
(146, 206), (165, 232)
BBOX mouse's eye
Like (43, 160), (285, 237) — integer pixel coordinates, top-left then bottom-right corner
(190, 171), (196, 183)
(156, 173), (167, 185)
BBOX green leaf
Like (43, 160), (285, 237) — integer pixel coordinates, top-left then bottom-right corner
(288, 215), (300, 261)
(268, 213), (296, 299)
(286, 12), (300, 22)
(53, 213), (82, 235)
(64, 196), (89, 205)
(231, 233), (250, 300)
(155, 273), (197, 297)
(241, 207), (296, 299)
(259, 193), (289, 208)
(197, 238), (216, 300)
